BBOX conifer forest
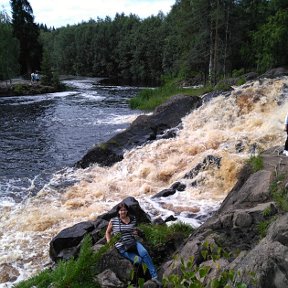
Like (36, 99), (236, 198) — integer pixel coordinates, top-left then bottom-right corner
(1, 0), (288, 85)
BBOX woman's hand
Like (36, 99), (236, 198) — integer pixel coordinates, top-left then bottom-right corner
(132, 229), (138, 236)
(105, 220), (113, 243)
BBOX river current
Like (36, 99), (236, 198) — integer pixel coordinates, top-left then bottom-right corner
(1, 76), (288, 287)
(0, 78), (141, 206)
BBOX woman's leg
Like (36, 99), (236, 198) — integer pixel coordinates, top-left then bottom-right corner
(136, 242), (158, 278)
(119, 248), (143, 265)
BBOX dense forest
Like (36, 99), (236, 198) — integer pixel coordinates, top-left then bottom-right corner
(1, 0), (288, 86)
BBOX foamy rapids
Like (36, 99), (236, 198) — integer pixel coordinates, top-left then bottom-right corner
(1, 77), (288, 287)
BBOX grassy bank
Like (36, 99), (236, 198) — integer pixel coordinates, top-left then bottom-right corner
(13, 222), (193, 288)
(130, 84), (212, 111)
(129, 77), (213, 111)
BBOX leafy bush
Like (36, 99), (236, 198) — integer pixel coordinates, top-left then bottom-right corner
(257, 219), (273, 238)
(232, 68), (245, 78)
(13, 84), (25, 95)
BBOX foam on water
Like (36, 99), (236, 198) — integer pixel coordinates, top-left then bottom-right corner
(0, 91), (79, 106)
(92, 114), (140, 125)
(1, 77), (288, 286)
(62, 79), (96, 90)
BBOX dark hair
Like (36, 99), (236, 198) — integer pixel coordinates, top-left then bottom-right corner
(117, 202), (129, 213)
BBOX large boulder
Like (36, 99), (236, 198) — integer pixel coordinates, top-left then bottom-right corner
(49, 197), (151, 262)
(161, 146), (288, 287)
(259, 67), (288, 79)
(76, 94), (201, 168)
(49, 221), (95, 262)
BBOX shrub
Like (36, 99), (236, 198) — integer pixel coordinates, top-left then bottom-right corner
(138, 222), (193, 246)
(163, 242), (253, 288)
(214, 80), (232, 91)
(232, 68), (245, 78)
(236, 77), (246, 86)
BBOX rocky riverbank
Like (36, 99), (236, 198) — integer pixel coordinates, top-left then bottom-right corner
(48, 146), (288, 287)
(2, 69), (288, 287)
(0, 79), (64, 97)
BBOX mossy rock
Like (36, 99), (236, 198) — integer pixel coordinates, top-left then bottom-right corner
(12, 84), (57, 95)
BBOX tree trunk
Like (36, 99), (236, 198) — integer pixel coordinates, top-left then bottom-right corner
(208, 1), (214, 85)
(213, 0), (219, 85)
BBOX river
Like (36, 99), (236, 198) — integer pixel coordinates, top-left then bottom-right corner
(0, 76), (287, 287)
(0, 78), (141, 206)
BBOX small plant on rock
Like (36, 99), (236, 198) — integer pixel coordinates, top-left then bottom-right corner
(163, 241), (252, 288)
(270, 175), (288, 212)
(248, 155), (264, 173)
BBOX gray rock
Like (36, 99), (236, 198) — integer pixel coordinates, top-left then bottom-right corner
(76, 94), (201, 168)
(161, 147), (288, 287)
(49, 197), (151, 262)
(0, 263), (20, 283)
(259, 67), (288, 79)
(96, 249), (133, 283)
(96, 269), (125, 288)
(233, 211), (253, 228)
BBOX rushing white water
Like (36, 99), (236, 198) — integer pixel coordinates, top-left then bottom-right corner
(1, 77), (288, 287)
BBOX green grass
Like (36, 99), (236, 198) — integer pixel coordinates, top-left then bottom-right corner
(270, 175), (288, 212)
(248, 155), (264, 173)
(138, 221), (193, 246)
(13, 235), (112, 288)
(257, 219), (275, 238)
(129, 80), (212, 111)
(13, 223), (192, 288)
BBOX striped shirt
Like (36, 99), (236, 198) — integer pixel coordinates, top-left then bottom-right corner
(111, 216), (137, 250)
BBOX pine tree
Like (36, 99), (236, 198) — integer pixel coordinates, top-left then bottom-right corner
(0, 9), (19, 80)
(10, 0), (42, 76)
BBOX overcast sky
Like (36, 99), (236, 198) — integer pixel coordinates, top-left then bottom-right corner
(1, 0), (175, 28)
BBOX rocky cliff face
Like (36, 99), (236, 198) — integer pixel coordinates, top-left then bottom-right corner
(49, 146), (288, 287)
(161, 146), (288, 288)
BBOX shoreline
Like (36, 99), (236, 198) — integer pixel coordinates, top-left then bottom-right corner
(0, 79), (65, 97)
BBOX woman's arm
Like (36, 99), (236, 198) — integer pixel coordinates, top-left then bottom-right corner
(105, 220), (113, 243)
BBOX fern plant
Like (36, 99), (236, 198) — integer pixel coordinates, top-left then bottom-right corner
(163, 242), (252, 288)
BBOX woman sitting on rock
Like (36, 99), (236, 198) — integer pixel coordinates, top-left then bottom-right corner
(105, 202), (162, 286)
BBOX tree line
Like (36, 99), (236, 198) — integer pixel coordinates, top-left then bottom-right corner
(1, 0), (288, 85)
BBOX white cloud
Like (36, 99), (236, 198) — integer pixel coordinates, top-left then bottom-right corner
(1, 0), (175, 28)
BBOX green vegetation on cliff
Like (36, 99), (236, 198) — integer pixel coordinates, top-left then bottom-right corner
(13, 222), (192, 288)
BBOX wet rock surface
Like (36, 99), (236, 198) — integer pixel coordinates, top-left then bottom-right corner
(0, 263), (20, 284)
(76, 94), (202, 168)
(161, 146), (288, 287)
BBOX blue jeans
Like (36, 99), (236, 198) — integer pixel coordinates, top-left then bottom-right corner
(119, 241), (158, 278)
